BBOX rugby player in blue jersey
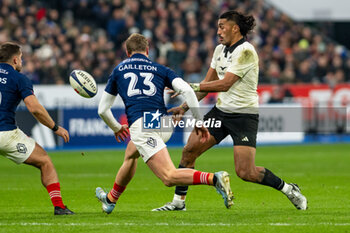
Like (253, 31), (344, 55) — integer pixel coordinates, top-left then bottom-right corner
(0, 42), (74, 215)
(95, 33), (234, 213)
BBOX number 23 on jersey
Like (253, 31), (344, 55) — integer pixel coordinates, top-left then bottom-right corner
(124, 72), (156, 97)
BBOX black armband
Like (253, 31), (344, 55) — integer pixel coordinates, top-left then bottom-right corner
(51, 123), (59, 132)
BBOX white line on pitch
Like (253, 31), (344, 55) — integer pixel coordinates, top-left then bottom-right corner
(0, 222), (349, 227)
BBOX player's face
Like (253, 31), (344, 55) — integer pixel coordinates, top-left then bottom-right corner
(217, 19), (238, 46)
(14, 52), (23, 72)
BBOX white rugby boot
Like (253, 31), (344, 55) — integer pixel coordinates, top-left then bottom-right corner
(214, 171), (234, 209)
(285, 183), (308, 210)
(95, 187), (116, 214)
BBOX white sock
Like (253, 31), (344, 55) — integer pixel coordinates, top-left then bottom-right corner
(173, 194), (185, 206)
(281, 183), (292, 194)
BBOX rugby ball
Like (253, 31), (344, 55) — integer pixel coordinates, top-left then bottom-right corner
(69, 70), (97, 98)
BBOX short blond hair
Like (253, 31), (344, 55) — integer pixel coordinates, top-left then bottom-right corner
(125, 33), (148, 55)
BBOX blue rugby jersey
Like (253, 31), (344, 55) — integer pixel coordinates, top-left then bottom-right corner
(0, 63), (34, 131)
(105, 53), (179, 126)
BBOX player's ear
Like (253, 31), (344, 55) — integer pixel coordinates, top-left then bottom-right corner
(146, 47), (149, 56)
(12, 55), (18, 65)
(232, 24), (239, 33)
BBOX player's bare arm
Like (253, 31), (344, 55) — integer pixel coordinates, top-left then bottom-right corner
(24, 95), (69, 142)
(193, 71), (240, 92)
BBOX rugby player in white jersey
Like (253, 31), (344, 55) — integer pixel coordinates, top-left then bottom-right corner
(0, 42), (74, 215)
(153, 10), (307, 211)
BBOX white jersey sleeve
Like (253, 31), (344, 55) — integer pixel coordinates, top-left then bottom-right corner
(172, 78), (202, 121)
(98, 91), (122, 132)
(210, 45), (224, 70)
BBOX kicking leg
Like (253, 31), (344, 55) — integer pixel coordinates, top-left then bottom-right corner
(148, 147), (233, 210)
(152, 130), (217, 211)
(234, 145), (307, 210)
(96, 141), (140, 214)
(24, 143), (74, 215)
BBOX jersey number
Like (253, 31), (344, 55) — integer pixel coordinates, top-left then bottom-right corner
(124, 72), (156, 97)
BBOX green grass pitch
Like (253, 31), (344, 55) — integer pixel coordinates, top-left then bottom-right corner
(0, 144), (349, 233)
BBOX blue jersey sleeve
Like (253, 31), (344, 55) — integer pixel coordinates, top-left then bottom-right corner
(164, 67), (179, 89)
(104, 73), (118, 96)
(18, 74), (34, 99)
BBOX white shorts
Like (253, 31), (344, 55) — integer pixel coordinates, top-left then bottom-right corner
(130, 117), (173, 163)
(0, 128), (36, 164)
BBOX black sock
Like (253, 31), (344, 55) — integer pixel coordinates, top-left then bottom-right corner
(175, 164), (193, 196)
(106, 195), (113, 204)
(260, 168), (285, 190)
(213, 174), (217, 186)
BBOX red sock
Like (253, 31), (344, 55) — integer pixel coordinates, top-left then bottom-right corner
(46, 182), (65, 209)
(193, 171), (210, 185)
(109, 183), (126, 202)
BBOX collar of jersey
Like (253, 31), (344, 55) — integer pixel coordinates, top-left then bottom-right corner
(224, 37), (246, 57)
(0, 63), (15, 70)
(131, 53), (150, 60)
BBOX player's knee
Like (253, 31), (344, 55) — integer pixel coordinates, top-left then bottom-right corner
(161, 177), (174, 187)
(235, 167), (256, 182)
(38, 155), (53, 169)
(160, 171), (176, 187)
(181, 145), (198, 167)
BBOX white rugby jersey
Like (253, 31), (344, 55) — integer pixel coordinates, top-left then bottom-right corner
(210, 38), (259, 114)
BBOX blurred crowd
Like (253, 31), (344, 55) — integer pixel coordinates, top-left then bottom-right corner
(0, 0), (349, 85)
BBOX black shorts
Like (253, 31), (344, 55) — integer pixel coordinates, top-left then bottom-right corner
(203, 106), (259, 148)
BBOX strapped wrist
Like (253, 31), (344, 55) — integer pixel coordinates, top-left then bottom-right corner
(180, 104), (188, 111)
(51, 123), (59, 132)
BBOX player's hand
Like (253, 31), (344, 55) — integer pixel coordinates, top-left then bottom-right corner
(168, 106), (185, 123)
(114, 124), (129, 143)
(165, 87), (180, 98)
(194, 125), (210, 143)
(54, 126), (70, 143)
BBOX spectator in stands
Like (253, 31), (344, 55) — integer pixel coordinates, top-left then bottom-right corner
(0, 0), (348, 86)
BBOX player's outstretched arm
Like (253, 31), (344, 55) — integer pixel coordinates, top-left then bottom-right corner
(169, 68), (219, 112)
(191, 71), (239, 93)
(98, 91), (129, 142)
(23, 95), (69, 143)
(171, 78), (202, 121)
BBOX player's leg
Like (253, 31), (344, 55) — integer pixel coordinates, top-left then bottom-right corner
(147, 147), (233, 209)
(24, 143), (74, 215)
(96, 141), (139, 214)
(153, 107), (229, 211)
(231, 112), (307, 210)
(233, 145), (307, 210)
(152, 130), (217, 211)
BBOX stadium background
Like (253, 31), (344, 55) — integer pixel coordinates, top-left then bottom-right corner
(1, 0), (348, 149)
(1, 1), (350, 232)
